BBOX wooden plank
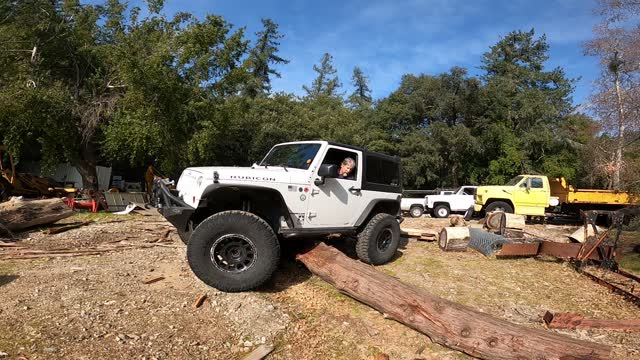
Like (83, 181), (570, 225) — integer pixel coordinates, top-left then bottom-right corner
(193, 294), (207, 308)
(242, 345), (274, 360)
(142, 276), (165, 284)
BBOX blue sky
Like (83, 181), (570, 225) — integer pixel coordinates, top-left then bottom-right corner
(133, 0), (602, 106)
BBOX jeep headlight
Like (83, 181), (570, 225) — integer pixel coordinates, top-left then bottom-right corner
(477, 195), (483, 203)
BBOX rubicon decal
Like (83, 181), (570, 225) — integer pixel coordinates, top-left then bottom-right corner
(230, 175), (276, 181)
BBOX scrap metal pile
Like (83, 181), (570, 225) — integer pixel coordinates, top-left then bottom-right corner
(438, 208), (640, 307)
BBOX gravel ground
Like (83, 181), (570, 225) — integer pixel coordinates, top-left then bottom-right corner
(0, 213), (638, 359)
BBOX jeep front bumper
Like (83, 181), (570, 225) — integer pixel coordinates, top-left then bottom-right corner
(474, 204), (483, 212)
(153, 178), (195, 234)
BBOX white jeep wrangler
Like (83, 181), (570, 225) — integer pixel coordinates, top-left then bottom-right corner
(154, 141), (403, 292)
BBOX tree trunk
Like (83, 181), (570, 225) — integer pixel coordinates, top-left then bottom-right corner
(76, 141), (99, 191)
(0, 197), (73, 231)
(613, 70), (625, 190)
(438, 227), (470, 251)
(296, 243), (611, 360)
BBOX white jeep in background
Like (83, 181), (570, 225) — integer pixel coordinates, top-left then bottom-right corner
(425, 186), (477, 218)
(154, 141), (403, 292)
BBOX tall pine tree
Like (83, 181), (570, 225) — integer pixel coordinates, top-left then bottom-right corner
(303, 53), (342, 98)
(347, 66), (372, 108)
(245, 18), (289, 97)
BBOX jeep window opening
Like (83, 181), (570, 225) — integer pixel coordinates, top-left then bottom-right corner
(321, 148), (358, 181)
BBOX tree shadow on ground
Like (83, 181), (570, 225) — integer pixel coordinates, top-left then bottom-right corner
(0, 274), (19, 287)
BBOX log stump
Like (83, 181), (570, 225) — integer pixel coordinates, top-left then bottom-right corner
(438, 227), (470, 252)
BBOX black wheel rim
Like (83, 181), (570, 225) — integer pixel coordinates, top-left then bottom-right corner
(210, 234), (257, 273)
(376, 228), (393, 252)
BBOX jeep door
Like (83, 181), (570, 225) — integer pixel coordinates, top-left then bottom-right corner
(307, 146), (364, 227)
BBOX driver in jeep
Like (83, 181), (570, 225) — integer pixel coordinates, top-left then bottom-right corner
(338, 157), (356, 179)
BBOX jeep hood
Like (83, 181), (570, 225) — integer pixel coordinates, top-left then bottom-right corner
(181, 166), (310, 184)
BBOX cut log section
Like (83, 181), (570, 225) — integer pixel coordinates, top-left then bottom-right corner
(0, 197), (73, 231)
(485, 212), (525, 234)
(449, 215), (466, 227)
(296, 243), (610, 360)
(501, 213), (525, 230)
(438, 227), (469, 251)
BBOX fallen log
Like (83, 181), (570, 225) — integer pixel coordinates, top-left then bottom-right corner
(296, 243), (610, 360)
(544, 311), (640, 332)
(0, 197), (73, 231)
(438, 227), (469, 251)
(0, 222), (13, 239)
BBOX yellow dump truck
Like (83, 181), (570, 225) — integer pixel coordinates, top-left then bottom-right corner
(473, 175), (639, 216)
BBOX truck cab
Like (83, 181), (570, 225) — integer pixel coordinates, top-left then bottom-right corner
(474, 175), (552, 216)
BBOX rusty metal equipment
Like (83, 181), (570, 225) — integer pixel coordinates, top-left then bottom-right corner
(497, 241), (614, 260)
(497, 207), (640, 307)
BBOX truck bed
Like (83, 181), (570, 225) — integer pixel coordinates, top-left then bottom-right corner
(550, 178), (639, 205)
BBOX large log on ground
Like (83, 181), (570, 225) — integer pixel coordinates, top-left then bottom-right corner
(438, 227), (469, 251)
(0, 197), (73, 231)
(297, 243), (610, 360)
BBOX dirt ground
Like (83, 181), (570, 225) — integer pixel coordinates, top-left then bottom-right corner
(1, 213), (639, 360)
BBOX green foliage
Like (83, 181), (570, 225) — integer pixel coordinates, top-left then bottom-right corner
(0, 2), (621, 192)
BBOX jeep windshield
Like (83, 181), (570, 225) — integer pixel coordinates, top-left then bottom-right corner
(260, 143), (321, 170)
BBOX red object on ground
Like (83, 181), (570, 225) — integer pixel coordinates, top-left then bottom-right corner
(63, 197), (99, 213)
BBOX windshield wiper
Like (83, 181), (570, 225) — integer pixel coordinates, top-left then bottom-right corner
(278, 163), (288, 172)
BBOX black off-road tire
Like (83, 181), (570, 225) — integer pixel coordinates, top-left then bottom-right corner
(187, 210), (280, 292)
(485, 201), (514, 214)
(433, 204), (450, 218)
(356, 213), (400, 265)
(409, 206), (424, 218)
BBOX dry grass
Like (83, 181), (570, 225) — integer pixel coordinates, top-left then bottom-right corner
(0, 214), (638, 359)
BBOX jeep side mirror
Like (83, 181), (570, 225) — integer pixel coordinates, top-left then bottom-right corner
(314, 164), (339, 186)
